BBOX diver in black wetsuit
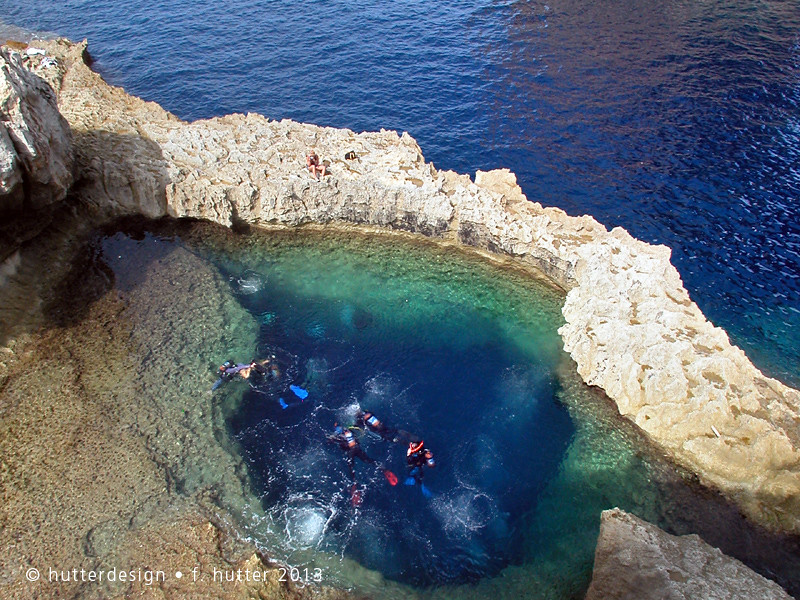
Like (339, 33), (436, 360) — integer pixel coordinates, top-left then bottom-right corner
(354, 409), (410, 443)
(328, 425), (377, 481)
(212, 359), (249, 390)
(327, 425), (398, 487)
(405, 440), (435, 497)
(212, 357), (281, 392)
(243, 356), (280, 384)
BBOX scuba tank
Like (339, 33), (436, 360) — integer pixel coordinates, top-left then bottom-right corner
(365, 413), (382, 429)
(343, 429), (357, 448)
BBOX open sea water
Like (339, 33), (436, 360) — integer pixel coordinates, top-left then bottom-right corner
(2, 0), (798, 387)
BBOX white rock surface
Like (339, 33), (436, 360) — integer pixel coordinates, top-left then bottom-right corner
(0, 46), (73, 213)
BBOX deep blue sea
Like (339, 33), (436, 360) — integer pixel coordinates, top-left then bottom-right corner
(2, 0), (798, 387)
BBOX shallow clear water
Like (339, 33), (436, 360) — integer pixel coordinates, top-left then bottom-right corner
(2, 0), (798, 387)
(91, 220), (799, 598)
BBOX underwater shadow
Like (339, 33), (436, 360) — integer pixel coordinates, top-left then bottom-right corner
(1, 126), (174, 343)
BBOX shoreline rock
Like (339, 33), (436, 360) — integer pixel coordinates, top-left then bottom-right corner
(0, 46), (74, 263)
(11, 38), (794, 533)
(585, 508), (793, 600)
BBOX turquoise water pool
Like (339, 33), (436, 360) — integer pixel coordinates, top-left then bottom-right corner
(93, 219), (799, 598)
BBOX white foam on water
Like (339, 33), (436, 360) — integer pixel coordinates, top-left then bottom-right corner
(284, 446), (329, 481)
(338, 401), (362, 425)
(234, 270), (265, 295)
(362, 373), (398, 410)
(432, 487), (498, 536)
(282, 497), (336, 550)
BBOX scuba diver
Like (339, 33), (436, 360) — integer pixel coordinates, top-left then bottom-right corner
(354, 409), (411, 443)
(327, 424), (397, 506)
(405, 440), (436, 498)
(212, 359), (250, 390)
(212, 358), (306, 408)
(240, 357), (280, 384)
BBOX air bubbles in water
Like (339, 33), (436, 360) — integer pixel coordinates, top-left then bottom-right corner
(233, 269), (265, 295)
(283, 500), (333, 549)
(432, 487), (500, 535)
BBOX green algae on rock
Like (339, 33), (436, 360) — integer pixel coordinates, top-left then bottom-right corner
(0, 228), (265, 599)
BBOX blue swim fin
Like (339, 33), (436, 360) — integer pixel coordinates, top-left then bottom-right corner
(290, 385), (308, 400)
(279, 398), (289, 410)
(211, 379), (224, 391)
(420, 484), (433, 498)
(404, 477), (417, 486)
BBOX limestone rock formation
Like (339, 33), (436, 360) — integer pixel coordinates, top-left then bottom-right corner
(21, 39), (174, 221)
(7, 38), (800, 533)
(0, 46), (73, 212)
(585, 508), (792, 600)
(0, 45), (74, 259)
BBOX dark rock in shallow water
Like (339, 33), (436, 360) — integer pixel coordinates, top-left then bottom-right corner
(352, 307), (373, 330)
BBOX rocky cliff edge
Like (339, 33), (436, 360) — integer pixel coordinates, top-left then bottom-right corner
(3, 38), (799, 534)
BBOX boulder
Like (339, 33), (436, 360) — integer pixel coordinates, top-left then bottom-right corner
(585, 508), (792, 600)
(0, 46), (73, 214)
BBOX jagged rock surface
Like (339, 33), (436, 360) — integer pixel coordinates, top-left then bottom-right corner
(0, 46), (72, 211)
(0, 46), (74, 260)
(9, 39), (800, 533)
(585, 508), (792, 600)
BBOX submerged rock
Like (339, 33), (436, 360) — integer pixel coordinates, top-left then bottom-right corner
(0, 233), (262, 598)
(585, 508), (792, 600)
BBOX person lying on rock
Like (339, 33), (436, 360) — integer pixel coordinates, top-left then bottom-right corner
(306, 150), (327, 180)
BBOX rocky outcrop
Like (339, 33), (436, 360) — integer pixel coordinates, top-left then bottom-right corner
(0, 46), (72, 211)
(585, 508), (792, 600)
(6, 38), (800, 534)
(0, 45), (74, 260)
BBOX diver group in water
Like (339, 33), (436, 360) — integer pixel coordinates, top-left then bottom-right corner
(213, 357), (437, 506)
(327, 410), (436, 503)
(213, 354), (308, 408)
